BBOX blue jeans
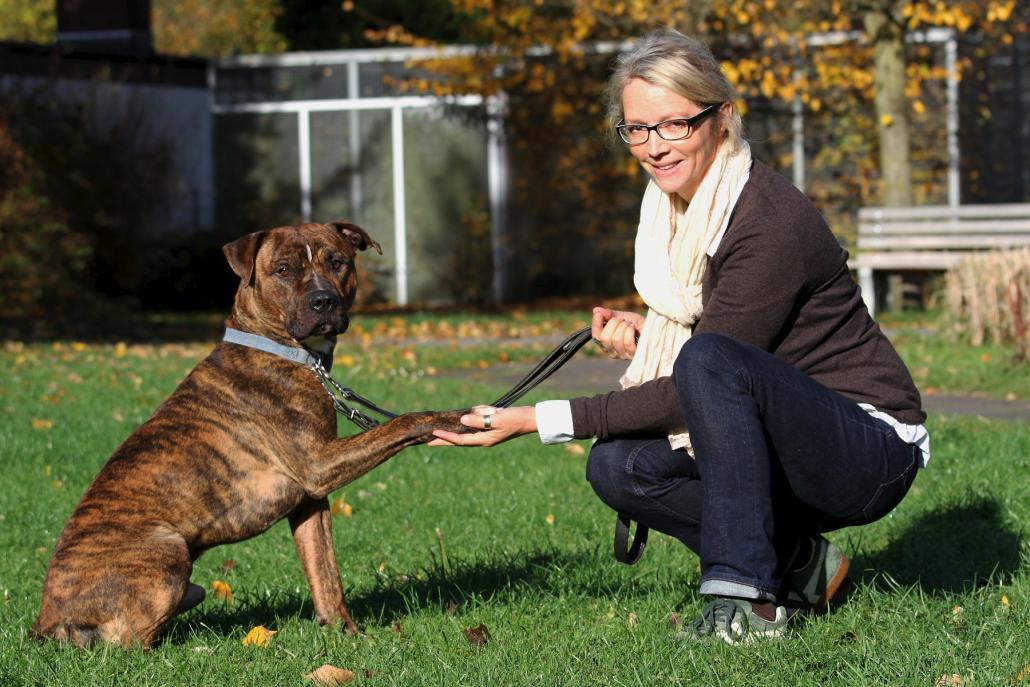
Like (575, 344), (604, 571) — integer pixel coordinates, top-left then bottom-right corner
(586, 333), (921, 602)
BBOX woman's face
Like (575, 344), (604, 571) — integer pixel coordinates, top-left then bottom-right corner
(621, 77), (726, 202)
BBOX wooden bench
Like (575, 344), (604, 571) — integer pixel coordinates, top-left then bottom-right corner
(850, 203), (1030, 315)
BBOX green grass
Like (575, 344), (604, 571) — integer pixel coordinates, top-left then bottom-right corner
(880, 310), (1030, 400)
(1, 313), (1028, 686)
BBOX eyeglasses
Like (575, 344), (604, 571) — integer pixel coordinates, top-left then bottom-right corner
(615, 104), (721, 145)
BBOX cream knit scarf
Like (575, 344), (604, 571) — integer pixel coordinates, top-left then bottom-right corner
(620, 139), (752, 451)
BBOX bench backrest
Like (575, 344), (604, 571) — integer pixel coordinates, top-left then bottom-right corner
(855, 203), (1030, 270)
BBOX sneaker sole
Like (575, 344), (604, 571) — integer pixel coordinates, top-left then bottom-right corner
(814, 554), (850, 613)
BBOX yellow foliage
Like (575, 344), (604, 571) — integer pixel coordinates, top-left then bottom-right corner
(210, 580), (233, 602)
(241, 625), (276, 647)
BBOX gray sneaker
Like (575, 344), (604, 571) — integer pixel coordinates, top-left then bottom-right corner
(679, 597), (788, 645)
(782, 535), (850, 613)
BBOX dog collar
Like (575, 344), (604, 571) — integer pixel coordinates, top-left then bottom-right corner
(222, 328), (333, 371)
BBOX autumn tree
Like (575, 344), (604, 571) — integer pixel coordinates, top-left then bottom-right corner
(0, 0), (55, 44)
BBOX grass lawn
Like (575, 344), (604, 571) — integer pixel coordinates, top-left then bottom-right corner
(1, 311), (1028, 686)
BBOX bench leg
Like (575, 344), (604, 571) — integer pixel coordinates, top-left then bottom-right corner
(858, 267), (876, 317)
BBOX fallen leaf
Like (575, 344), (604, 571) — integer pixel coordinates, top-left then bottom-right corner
(545, 514), (555, 526)
(222, 559), (236, 573)
(330, 498), (352, 516)
(211, 580), (233, 602)
(627, 612), (638, 627)
(563, 443), (585, 456)
(31, 418), (53, 430)
(303, 664), (355, 686)
(1001, 594), (1010, 607)
(934, 675), (964, 687)
(391, 622), (402, 633)
(446, 602), (460, 615)
(1012, 662), (1030, 684)
(1006, 392), (1019, 401)
(666, 613), (683, 630)
(241, 625), (276, 647)
(463, 623), (491, 647)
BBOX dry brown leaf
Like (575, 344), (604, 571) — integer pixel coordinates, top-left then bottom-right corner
(563, 443), (585, 456)
(934, 675), (964, 687)
(222, 559), (236, 573)
(303, 664), (355, 686)
(463, 623), (491, 647)
(666, 612), (683, 630)
(210, 580), (233, 602)
(241, 625), (276, 647)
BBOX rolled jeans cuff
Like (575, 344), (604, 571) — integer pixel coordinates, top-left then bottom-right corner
(699, 578), (775, 602)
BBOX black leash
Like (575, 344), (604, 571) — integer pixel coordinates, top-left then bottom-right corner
(490, 326), (593, 408)
(311, 325), (595, 430)
(311, 324), (648, 566)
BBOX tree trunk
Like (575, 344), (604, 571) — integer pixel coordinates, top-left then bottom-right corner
(864, 5), (912, 207)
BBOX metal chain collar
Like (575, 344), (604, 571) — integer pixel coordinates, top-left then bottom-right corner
(308, 358), (398, 431)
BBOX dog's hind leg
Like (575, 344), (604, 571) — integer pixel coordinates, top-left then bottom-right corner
(36, 528), (196, 648)
(289, 497), (358, 633)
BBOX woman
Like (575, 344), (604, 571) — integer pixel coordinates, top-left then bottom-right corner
(431, 28), (929, 644)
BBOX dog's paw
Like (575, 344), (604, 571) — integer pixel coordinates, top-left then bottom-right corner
(415, 409), (471, 442)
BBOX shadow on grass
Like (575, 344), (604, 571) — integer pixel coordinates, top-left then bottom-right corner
(856, 497), (1024, 594)
(163, 549), (602, 643)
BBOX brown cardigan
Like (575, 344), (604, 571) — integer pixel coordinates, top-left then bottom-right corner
(570, 159), (925, 440)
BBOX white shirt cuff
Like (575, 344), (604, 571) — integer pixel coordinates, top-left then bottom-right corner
(536, 400), (575, 445)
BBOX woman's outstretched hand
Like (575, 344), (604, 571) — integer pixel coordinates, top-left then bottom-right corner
(428, 405), (537, 447)
(592, 306), (644, 360)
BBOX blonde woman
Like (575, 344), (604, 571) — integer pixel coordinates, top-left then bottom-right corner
(432, 28), (928, 644)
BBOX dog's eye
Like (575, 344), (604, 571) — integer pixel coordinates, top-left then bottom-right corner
(331, 259), (344, 271)
(275, 264), (291, 277)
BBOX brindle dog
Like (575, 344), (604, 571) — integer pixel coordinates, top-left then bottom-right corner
(32, 221), (468, 648)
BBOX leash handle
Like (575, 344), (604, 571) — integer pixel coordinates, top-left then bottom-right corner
(614, 512), (649, 564)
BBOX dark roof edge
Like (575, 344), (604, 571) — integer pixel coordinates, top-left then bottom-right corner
(0, 41), (209, 88)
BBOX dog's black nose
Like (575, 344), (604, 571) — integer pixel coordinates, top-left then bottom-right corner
(307, 290), (339, 313)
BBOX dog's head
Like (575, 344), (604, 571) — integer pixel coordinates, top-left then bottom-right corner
(223, 221), (382, 349)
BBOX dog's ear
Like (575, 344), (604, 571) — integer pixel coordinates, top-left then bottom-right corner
(328, 221), (383, 255)
(222, 231), (268, 286)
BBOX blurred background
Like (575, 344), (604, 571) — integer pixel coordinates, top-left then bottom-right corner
(1, 1), (1027, 327)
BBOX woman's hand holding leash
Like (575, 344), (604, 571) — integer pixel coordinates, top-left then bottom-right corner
(429, 405), (537, 447)
(592, 307), (643, 360)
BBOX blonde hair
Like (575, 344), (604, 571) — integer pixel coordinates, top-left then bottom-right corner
(605, 28), (743, 149)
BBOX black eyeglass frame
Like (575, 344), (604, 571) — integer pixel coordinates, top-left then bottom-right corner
(615, 104), (722, 145)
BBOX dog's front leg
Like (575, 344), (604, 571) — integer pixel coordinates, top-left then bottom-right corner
(288, 498), (358, 633)
(301, 410), (468, 499)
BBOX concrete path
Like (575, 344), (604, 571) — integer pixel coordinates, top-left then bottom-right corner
(450, 356), (1030, 421)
